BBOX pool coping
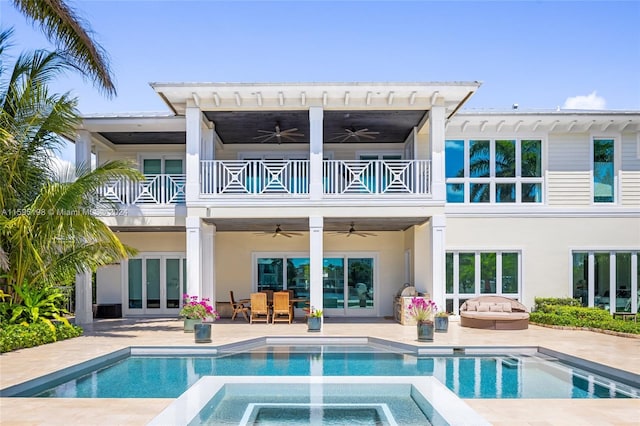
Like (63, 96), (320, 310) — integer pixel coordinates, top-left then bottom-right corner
(147, 375), (491, 426)
(1, 336), (638, 397)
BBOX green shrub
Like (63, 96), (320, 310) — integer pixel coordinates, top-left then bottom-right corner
(530, 305), (640, 335)
(0, 322), (83, 353)
(534, 297), (582, 311)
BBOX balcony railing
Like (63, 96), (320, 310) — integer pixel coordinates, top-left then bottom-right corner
(201, 160), (310, 195)
(323, 160), (431, 195)
(98, 174), (186, 205)
(200, 159), (431, 196)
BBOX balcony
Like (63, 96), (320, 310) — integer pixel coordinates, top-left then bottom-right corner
(200, 159), (431, 196)
(98, 174), (186, 205)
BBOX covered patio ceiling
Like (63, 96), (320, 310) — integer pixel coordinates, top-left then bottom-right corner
(202, 217), (429, 232)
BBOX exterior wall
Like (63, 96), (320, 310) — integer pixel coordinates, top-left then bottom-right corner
(621, 133), (640, 205)
(547, 133), (591, 206)
(446, 216), (640, 310)
(95, 232), (186, 308)
(213, 231), (405, 316)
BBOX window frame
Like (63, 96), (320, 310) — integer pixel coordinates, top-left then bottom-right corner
(445, 138), (544, 204)
(590, 135), (620, 204)
(445, 250), (523, 315)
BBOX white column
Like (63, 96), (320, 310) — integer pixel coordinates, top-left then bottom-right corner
(309, 107), (324, 200)
(429, 102), (446, 201)
(74, 271), (93, 325)
(309, 216), (324, 321)
(202, 122), (215, 161)
(185, 102), (202, 203)
(74, 131), (93, 324)
(75, 130), (92, 171)
(431, 215), (447, 312)
(186, 216), (202, 296)
(201, 222), (216, 305)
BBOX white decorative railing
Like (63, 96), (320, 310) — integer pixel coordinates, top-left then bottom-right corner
(323, 160), (431, 195)
(98, 174), (186, 205)
(201, 160), (309, 195)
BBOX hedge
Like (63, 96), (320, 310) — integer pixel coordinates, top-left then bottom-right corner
(530, 299), (640, 335)
(0, 322), (83, 353)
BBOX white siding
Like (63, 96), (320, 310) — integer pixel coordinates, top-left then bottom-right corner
(546, 171), (592, 205)
(621, 133), (640, 171)
(620, 171), (640, 206)
(547, 134), (591, 205)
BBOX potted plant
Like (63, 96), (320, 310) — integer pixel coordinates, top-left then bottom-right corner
(307, 307), (323, 332)
(435, 311), (450, 332)
(180, 294), (219, 336)
(407, 297), (437, 341)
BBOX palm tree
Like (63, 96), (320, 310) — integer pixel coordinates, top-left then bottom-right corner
(0, 31), (140, 295)
(10, 0), (116, 96)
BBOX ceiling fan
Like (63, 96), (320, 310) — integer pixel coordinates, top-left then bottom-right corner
(253, 122), (304, 144)
(254, 224), (303, 238)
(331, 223), (377, 238)
(330, 127), (380, 142)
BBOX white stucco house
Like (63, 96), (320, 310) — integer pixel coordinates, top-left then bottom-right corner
(72, 82), (640, 324)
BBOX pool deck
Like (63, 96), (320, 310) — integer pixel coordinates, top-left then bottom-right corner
(1, 317), (639, 425)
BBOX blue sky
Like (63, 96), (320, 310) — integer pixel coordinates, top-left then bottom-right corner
(1, 0), (639, 160)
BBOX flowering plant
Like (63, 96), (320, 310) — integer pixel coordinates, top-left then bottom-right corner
(407, 297), (437, 322)
(309, 307), (323, 318)
(180, 294), (220, 320)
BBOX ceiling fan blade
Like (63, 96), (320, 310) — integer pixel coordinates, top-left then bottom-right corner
(280, 128), (299, 133)
(358, 134), (377, 140)
(256, 129), (273, 134)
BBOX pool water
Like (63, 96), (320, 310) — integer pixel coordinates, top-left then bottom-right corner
(32, 345), (639, 399)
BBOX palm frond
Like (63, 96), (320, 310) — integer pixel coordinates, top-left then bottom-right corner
(11, 0), (116, 96)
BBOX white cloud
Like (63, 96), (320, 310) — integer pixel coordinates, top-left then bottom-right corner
(562, 91), (607, 110)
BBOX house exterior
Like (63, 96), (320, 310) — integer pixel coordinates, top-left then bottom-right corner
(72, 82), (640, 325)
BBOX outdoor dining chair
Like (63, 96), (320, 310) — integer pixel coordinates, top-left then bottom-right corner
(250, 292), (270, 324)
(272, 291), (293, 324)
(229, 291), (249, 322)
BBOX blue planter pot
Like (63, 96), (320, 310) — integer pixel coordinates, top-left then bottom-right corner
(417, 320), (434, 342)
(183, 318), (202, 333)
(308, 316), (322, 332)
(194, 323), (212, 343)
(435, 316), (449, 332)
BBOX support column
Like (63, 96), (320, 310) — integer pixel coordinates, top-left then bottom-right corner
(186, 216), (202, 297)
(309, 216), (324, 322)
(429, 102), (446, 201)
(309, 107), (324, 200)
(75, 130), (92, 170)
(185, 102), (202, 203)
(74, 130), (93, 324)
(201, 222), (216, 305)
(431, 215), (447, 312)
(74, 271), (93, 325)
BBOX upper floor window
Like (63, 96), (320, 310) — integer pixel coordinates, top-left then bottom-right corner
(593, 138), (614, 203)
(445, 139), (542, 203)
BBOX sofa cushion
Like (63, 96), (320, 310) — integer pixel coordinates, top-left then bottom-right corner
(460, 311), (530, 320)
(477, 303), (490, 312)
(466, 301), (479, 311)
(500, 302), (512, 312)
(489, 303), (503, 312)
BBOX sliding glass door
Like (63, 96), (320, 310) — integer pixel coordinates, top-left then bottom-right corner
(126, 253), (185, 315)
(255, 254), (375, 316)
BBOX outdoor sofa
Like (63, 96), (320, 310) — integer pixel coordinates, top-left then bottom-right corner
(459, 295), (529, 330)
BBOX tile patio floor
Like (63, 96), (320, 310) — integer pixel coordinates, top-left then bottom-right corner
(1, 317), (639, 425)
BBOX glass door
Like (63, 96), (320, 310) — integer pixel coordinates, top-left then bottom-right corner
(323, 256), (375, 316)
(126, 255), (184, 315)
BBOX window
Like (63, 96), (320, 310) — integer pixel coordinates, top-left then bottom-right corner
(593, 139), (615, 203)
(572, 251), (638, 313)
(445, 139), (542, 203)
(445, 251), (521, 314)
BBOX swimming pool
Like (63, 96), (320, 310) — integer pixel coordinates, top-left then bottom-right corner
(4, 339), (638, 399)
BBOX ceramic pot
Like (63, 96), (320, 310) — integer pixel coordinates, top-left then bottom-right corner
(183, 318), (202, 333)
(194, 323), (212, 343)
(417, 320), (434, 342)
(435, 316), (449, 332)
(307, 316), (322, 332)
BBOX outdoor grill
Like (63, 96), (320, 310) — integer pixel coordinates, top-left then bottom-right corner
(394, 284), (417, 325)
